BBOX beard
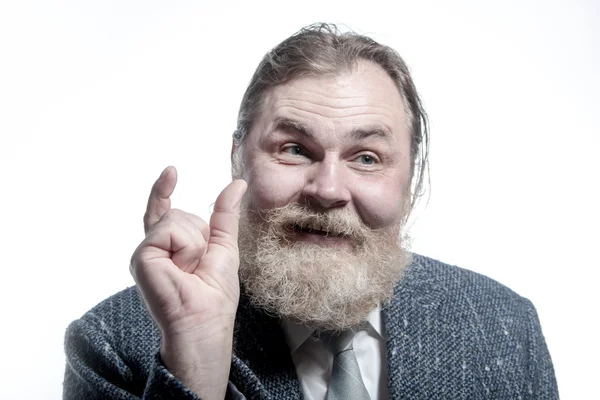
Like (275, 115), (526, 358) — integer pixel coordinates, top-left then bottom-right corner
(238, 202), (411, 332)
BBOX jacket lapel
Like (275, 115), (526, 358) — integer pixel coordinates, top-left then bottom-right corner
(229, 292), (303, 400)
(383, 255), (474, 399)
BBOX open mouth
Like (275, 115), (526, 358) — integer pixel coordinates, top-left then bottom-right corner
(290, 222), (343, 237)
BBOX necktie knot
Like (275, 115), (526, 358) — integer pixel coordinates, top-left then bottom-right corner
(322, 329), (357, 355)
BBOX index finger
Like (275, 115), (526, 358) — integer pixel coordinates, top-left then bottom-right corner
(143, 166), (177, 233)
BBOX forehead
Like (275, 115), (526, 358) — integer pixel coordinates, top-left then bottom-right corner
(256, 60), (409, 137)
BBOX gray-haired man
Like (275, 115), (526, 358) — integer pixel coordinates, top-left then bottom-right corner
(64, 23), (558, 399)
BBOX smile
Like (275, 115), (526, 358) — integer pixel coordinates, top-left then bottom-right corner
(290, 222), (343, 237)
(287, 223), (352, 248)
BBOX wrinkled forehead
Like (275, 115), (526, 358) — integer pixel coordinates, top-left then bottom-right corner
(254, 61), (410, 138)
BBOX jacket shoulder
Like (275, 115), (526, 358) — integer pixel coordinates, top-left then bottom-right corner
(395, 253), (542, 353)
(384, 259), (558, 397)
(405, 253), (531, 309)
(64, 287), (163, 398)
(78, 286), (157, 336)
(65, 286), (160, 371)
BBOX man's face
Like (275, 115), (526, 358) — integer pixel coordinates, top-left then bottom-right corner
(236, 60), (413, 331)
(241, 60), (412, 233)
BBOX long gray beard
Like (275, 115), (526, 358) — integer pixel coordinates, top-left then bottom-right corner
(238, 203), (411, 332)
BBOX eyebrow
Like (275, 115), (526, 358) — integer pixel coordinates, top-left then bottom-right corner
(274, 118), (315, 139)
(350, 126), (393, 142)
(274, 118), (393, 143)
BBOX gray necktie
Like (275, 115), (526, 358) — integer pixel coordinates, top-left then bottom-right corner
(323, 330), (371, 400)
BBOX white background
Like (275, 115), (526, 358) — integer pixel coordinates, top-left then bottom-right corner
(1, 1), (598, 398)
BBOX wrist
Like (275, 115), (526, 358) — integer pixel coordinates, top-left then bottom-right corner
(159, 321), (235, 400)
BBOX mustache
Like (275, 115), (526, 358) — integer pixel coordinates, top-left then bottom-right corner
(248, 203), (371, 242)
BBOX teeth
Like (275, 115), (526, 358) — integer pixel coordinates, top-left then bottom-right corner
(292, 221), (342, 236)
(302, 222), (321, 231)
(299, 222), (332, 234)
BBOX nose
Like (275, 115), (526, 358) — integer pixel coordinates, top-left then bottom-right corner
(301, 157), (351, 209)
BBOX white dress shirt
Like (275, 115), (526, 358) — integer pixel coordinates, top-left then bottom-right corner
(282, 308), (388, 400)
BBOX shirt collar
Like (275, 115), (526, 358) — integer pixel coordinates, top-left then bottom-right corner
(282, 306), (384, 354)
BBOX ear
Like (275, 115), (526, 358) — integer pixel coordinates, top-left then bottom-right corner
(231, 138), (243, 179)
(231, 139), (238, 161)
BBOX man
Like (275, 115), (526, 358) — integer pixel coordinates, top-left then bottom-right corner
(63, 23), (558, 399)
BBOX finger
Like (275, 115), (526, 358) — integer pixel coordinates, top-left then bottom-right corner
(184, 212), (211, 243)
(140, 211), (209, 274)
(169, 219), (208, 274)
(164, 210), (211, 257)
(148, 208), (210, 243)
(206, 179), (248, 255)
(144, 166), (178, 233)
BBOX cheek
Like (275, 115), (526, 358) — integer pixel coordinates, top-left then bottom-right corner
(352, 176), (408, 229)
(244, 161), (305, 210)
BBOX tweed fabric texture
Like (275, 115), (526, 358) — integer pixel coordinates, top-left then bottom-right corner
(63, 254), (559, 399)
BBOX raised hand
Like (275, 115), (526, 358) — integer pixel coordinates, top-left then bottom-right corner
(130, 166), (247, 400)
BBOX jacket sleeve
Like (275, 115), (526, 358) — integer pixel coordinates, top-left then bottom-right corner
(63, 317), (246, 400)
(523, 299), (559, 399)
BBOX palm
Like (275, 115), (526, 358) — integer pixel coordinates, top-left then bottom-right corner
(136, 246), (240, 330)
(131, 166), (246, 334)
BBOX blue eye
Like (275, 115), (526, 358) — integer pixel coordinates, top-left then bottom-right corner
(358, 154), (375, 165)
(284, 145), (305, 156)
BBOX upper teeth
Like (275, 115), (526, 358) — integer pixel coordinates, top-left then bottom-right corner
(301, 222), (323, 232)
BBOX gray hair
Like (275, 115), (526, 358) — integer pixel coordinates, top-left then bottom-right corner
(234, 23), (429, 216)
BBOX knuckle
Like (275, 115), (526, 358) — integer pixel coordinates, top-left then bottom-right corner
(164, 208), (184, 220)
(210, 226), (239, 252)
(192, 216), (210, 231)
(155, 209), (178, 225)
(163, 209), (176, 219)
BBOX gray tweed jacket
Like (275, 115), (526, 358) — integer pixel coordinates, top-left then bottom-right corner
(63, 254), (558, 399)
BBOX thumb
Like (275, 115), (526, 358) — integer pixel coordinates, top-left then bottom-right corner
(206, 179), (247, 254)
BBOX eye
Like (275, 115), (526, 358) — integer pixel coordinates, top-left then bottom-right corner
(282, 144), (306, 156)
(356, 154), (377, 165)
